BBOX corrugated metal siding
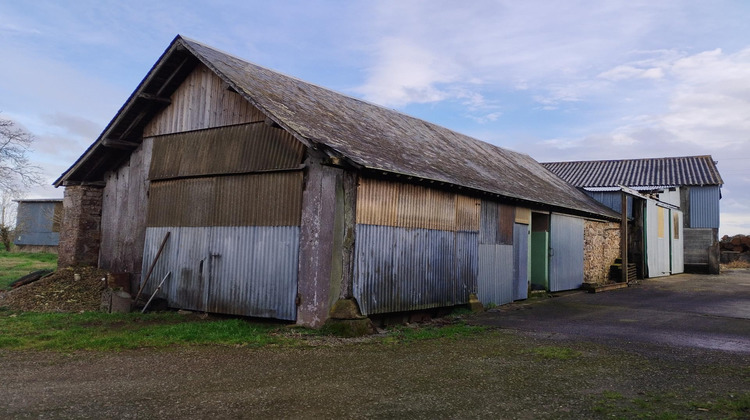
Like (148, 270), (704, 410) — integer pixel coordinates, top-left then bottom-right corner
(513, 223), (529, 300)
(353, 225), (477, 315)
(549, 214), (584, 292)
(671, 210), (684, 274)
(147, 171), (303, 227)
(584, 191), (633, 219)
(356, 178), (480, 231)
(13, 201), (61, 246)
(477, 244), (514, 305)
(646, 201), (671, 277)
(689, 186), (720, 228)
(658, 189), (681, 207)
(141, 226), (298, 320)
(149, 123), (305, 179)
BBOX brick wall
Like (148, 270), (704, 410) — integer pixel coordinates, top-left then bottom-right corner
(584, 220), (620, 284)
(58, 185), (104, 268)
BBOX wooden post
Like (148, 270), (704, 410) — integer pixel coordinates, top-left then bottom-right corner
(621, 191), (629, 283)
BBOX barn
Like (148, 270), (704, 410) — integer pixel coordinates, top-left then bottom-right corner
(543, 156), (722, 275)
(55, 36), (620, 326)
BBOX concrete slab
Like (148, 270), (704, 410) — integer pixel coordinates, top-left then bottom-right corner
(469, 269), (750, 354)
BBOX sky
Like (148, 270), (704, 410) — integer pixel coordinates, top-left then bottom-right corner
(1, 0), (748, 236)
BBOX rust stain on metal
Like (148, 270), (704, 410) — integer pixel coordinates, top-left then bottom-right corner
(147, 172), (303, 227)
(355, 178), (479, 232)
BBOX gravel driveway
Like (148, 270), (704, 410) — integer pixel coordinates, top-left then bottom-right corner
(1, 270), (748, 419)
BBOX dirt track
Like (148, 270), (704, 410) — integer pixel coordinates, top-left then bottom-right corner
(1, 271), (748, 419)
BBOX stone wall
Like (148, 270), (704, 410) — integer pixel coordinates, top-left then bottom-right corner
(58, 185), (104, 268)
(584, 220), (620, 284)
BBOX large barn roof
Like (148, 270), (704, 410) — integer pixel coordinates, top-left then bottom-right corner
(56, 35), (618, 220)
(542, 155), (723, 189)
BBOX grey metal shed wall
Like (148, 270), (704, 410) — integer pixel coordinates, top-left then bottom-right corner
(353, 224), (477, 315)
(13, 201), (61, 246)
(549, 214), (584, 292)
(688, 186), (720, 228)
(584, 191), (633, 219)
(142, 226), (299, 320)
(513, 223), (529, 300)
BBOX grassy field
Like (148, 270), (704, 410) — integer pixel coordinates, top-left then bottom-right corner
(0, 251), (58, 289)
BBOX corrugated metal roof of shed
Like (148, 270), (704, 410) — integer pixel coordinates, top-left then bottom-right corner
(542, 156), (723, 188)
(56, 35), (619, 220)
(180, 38), (617, 219)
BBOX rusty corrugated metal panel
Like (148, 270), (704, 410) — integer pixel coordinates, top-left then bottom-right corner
(543, 155), (723, 188)
(515, 207), (531, 225)
(355, 178), (479, 232)
(356, 177), (398, 226)
(456, 195), (481, 231)
(353, 224), (477, 315)
(147, 172), (303, 227)
(149, 123), (305, 179)
(141, 226), (298, 320)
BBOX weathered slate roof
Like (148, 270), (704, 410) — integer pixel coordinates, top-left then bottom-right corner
(542, 156), (723, 188)
(56, 35), (618, 220)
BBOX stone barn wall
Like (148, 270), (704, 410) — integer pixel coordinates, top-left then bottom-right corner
(58, 185), (104, 268)
(584, 220), (620, 284)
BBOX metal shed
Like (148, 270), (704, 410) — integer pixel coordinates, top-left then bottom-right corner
(13, 199), (63, 252)
(55, 36), (620, 326)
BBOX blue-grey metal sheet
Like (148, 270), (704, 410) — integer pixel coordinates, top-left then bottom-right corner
(479, 200), (498, 244)
(141, 226), (299, 320)
(477, 244), (514, 305)
(513, 223), (529, 300)
(584, 191), (633, 219)
(549, 214), (584, 292)
(689, 186), (720, 228)
(353, 224), (477, 316)
(13, 201), (60, 246)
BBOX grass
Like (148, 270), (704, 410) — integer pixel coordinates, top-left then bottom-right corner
(0, 251), (58, 289)
(0, 310), (296, 351)
(0, 309), (488, 351)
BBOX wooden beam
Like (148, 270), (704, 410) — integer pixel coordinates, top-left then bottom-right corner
(138, 93), (171, 105)
(102, 138), (140, 150)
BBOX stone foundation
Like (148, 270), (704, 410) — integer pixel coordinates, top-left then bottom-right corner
(58, 185), (104, 268)
(584, 220), (621, 284)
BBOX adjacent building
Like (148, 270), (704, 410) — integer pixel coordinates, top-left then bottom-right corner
(543, 156), (722, 274)
(13, 199), (63, 253)
(55, 36), (621, 326)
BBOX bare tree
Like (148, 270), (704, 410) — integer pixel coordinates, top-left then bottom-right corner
(1, 114), (42, 251)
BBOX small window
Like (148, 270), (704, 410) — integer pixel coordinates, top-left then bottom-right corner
(673, 213), (680, 239)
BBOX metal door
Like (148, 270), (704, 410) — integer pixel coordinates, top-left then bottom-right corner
(513, 223), (529, 300)
(549, 214), (584, 292)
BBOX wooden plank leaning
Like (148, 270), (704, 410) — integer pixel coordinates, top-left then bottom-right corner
(133, 231), (171, 304)
(141, 272), (171, 314)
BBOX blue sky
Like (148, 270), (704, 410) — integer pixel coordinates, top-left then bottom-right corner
(1, 0), (749, 236)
